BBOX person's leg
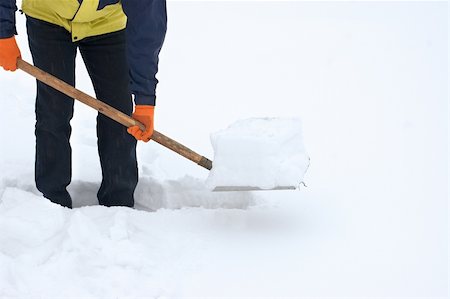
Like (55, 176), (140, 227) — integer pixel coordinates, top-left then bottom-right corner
(26, 17), (77, 208)
(78, 30), (138, 207)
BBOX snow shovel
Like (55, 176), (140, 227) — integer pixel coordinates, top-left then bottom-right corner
(17, 59), (302, 192)
(17, 59), (213, 171)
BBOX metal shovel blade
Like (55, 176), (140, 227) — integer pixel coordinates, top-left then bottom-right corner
(213, 186), (297, 192)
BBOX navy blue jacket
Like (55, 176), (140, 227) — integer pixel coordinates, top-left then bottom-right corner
(0, 0), (167, 106)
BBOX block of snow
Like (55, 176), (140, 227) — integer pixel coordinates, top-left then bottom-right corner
(206, 118), (310, 190)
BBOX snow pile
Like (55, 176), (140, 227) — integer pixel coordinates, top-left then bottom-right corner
(206, 118), (310, 190)
(0, 187), (225, 298)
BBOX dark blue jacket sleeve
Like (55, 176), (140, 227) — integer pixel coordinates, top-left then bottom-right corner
(0, 0), (17, 38)
(122, 0), (167, 106)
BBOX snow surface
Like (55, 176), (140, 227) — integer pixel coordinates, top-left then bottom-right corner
(206, 117), (310, 190)
(0, 1), (448, 298)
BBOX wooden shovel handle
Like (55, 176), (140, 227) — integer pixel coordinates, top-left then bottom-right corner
(17, 59), (212, 171)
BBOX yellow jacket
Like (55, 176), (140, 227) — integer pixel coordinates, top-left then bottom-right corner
(0, 0), (167, 105)
(22, 0), (127, 42)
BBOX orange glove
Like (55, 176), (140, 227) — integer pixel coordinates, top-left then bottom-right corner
(127, 105), (155, 142)
(0, 36), (21, 71)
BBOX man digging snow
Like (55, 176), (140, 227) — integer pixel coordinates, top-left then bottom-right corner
(0, 0), (167, 208)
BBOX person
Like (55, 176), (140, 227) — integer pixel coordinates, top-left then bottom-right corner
(0, 0), (167, 208)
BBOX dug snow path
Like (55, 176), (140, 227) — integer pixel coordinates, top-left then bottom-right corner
(0, 187), (318, 298)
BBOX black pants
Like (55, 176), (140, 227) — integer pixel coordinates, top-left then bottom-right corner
(27, 17), (138, 208)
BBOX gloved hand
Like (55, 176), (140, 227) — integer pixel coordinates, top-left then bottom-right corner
(0, 36), (21, 71)
(127, 105), (155, 142)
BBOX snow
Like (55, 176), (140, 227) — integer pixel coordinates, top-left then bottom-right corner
(0, 1), (448, 298)
(206, 117), (310, 190)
